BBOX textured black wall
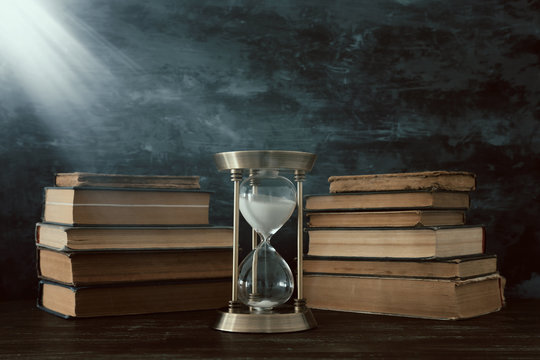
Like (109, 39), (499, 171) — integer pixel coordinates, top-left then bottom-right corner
(0, 0), (538, 300)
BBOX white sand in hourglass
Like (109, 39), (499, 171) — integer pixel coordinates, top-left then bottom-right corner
(239, 194), (296, 238)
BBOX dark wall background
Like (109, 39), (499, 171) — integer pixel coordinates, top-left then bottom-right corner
(1, 0), (538, 300)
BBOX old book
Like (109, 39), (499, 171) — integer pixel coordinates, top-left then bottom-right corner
(42, 187), (210, 225)
(305, 191), (470, 211)
(37, 247), (232, 286)
(303, 273), (505, 320)
(38, 278), (231, 318)
(328, 170), (476, 193)
(303, 255), (497, 279)
(306, 210), (466, 228)
(55, 172), (200, 189)
(36, 223), (232, 251)
(307, 226), (485, 258)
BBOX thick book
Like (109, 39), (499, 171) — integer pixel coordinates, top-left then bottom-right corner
(303, 255), (497, 280)
(305, 191), (470, 211)
(307, 226), (485, 258)
(37, 246), (232, 286)
(303, 273), (505, 320)
(36, 223), (232, 250)
(42, 187), (210, 225)
(328, 171), (476, 193)
(55, 172), (200, 189)
(306, 210), (466, 228)
(38, 278), (231, 318)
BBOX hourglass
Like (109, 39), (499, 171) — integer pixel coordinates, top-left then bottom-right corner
(213, 150), (317, 333)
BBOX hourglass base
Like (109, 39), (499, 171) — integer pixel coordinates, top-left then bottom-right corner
(213, 304), (317, 333)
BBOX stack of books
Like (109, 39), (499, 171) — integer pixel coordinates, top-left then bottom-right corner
(36, 172), (233, 318)
(303, 171), (505, 320)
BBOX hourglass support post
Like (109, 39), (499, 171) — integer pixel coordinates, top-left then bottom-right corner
(249, 169), (260, 250)
(229, 169), (243, 308)
(294, 170), (306, 304)
(252, 232), (259, 250)
(251, 246), (259, 298)
(248, 169), (260, 304)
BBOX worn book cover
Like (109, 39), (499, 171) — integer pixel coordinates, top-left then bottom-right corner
(36, 245), (233, 286)
(37, 278), (231, 318)
(328, 171), (476, 193)
(41, 187), (211, 225)
(55, 172), (200, 189)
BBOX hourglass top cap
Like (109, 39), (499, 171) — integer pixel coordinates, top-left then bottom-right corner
(214, 150), (316, 172)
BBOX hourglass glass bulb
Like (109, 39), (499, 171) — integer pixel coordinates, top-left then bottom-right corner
(239, 170), (296, 240)
(238, 170), (297, 311)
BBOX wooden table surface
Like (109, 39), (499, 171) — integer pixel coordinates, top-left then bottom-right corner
(1, 299), (539, 359)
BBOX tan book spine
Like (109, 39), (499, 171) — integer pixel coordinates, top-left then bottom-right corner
(328, 171), (476, 193)
(55, 172), (200, 189)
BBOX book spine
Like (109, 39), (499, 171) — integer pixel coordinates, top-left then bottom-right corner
(34, 223), (40, 244)
(40, 188), (47, 222)
(35, 246), (42, 280)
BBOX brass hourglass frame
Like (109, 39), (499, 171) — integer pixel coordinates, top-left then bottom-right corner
(213, 150), (317, 333)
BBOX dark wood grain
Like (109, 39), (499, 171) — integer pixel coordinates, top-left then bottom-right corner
(1, 299), (539, 359)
